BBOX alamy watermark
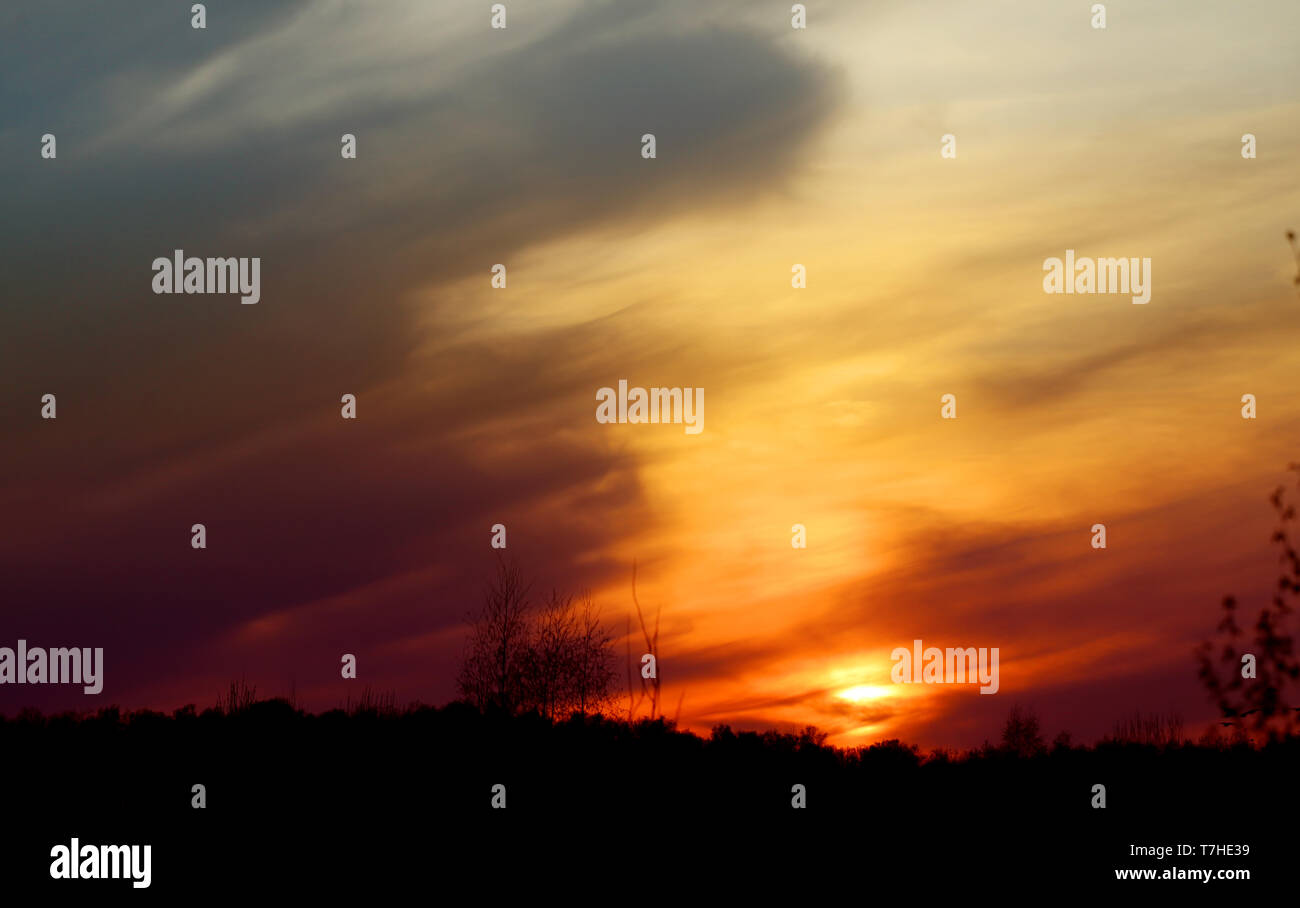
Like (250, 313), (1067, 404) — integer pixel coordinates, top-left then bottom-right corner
(596, 380), (703, 435)
(1043, 249), (1151, 304)
(891, 639), (999, 694)
(0, 641), (103, 694)
(50, 839), (150, 888)
(152, 250), (261, 304)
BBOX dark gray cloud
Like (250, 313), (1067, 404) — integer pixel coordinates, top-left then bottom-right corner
(2, 0), (843, 441)
(0, 0), (845, 712)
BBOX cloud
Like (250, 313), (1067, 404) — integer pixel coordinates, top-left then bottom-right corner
(0, 0), (845, 714)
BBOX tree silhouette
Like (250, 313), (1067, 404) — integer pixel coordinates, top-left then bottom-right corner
(1000, 705), (1045, 757)
(1196, 464), (1300, 739)
(458, 560), (618, 717)
(626, 560), (662, 720)
(571, 594), (619, 715)
(219, 677), (257, 715)
(524, 589), (580, 720)
(457, 559), (533, 714)
(1108, 710), (1184, 747)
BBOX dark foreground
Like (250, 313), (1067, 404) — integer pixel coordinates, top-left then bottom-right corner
(1, 701), (1291, 894)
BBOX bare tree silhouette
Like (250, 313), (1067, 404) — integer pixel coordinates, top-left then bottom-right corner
(1000, 705), (1045, 757)
(572, 594), (618, 715)
(524, 589), (580, 720)
(1108, 710), (1184, 747)
(627, 560), (662, 721)
(347, 686), (398, 717)
(219, 677), (257, 715)
(458, 560), (619, 717)
(1196, 464), (1300, 739)
(457, 559), (534, 714)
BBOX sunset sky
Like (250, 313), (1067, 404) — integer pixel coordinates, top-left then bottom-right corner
(3, 0), (1299, 749)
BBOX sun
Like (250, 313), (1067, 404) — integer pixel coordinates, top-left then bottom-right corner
(836, 685), (892, 703)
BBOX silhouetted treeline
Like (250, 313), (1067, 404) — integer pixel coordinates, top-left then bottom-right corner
(2, 699), (1292, 891)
